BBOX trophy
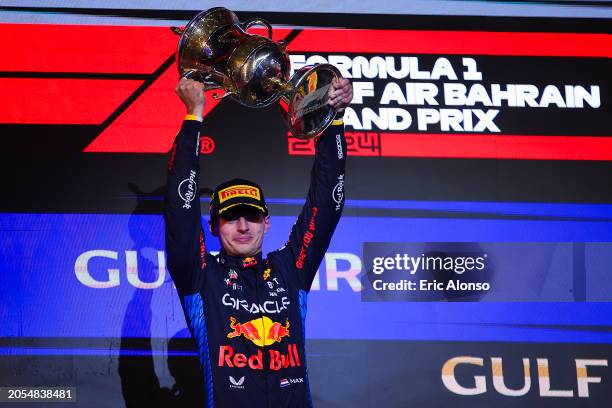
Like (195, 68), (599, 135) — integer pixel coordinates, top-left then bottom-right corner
(171, 7), (341, 139)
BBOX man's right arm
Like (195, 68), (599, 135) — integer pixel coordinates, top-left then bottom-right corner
(163, 79), (207, 296)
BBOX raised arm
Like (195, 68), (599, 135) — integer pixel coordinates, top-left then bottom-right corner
(164, 78), (207, 296)
(281, 77), (353, 291)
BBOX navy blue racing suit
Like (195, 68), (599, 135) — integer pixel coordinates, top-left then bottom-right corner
(164, 118), (346, 407)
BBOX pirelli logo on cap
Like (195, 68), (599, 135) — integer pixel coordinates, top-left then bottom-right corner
(219, 185), (261, 203)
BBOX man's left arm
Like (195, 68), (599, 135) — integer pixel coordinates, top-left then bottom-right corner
(280, 78), (352, 291)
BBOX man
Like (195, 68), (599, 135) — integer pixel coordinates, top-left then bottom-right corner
(164, 75), (352, 407)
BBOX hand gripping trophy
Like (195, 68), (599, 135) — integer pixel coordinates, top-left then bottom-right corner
(171, 7), (342, 139)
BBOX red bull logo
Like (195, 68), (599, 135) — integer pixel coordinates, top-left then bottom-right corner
(296, 207), (318, 269)
(227, 316), (290, 347)
(242, 257), (257, 268)
(307, 72), (318, 94)
(218, 344), (301, 371)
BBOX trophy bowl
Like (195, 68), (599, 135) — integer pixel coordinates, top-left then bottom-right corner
(225, 35), (291, 108)
(173, 7), (272, 87)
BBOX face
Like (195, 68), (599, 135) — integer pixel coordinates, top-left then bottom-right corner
(210, 206), (270, 257)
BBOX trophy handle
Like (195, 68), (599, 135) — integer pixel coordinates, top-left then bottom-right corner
(267, 77), (294, 94)
(212, 91), (235, 100)
(181, 70), (204, 82)
(182, 68), (235, 95)
(240, 18), (273, 38)
(170, 26), (183, 36)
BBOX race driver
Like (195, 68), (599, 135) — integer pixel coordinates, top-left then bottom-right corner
(164, 75), (352, 407)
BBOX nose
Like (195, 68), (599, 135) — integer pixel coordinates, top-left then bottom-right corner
(236, 217), (249, 232)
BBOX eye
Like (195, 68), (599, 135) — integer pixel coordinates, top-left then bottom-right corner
(246, 214), (264, 223)
(221, 212), (240, 222)
(221, 208), (264, 223)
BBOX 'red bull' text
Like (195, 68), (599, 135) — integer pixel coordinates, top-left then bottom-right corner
(218, 344), (301, 371)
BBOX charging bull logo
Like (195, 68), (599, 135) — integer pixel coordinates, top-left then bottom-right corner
(242, 257), (257, 268)
(227, 316), (290, 347)
(307, 72), (318, 93)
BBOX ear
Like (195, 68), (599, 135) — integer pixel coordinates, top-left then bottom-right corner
(263, 215), (271, 234)
(208, 219), (218, 237)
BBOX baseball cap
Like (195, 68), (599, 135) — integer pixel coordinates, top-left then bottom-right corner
(209, 178), (268, 219)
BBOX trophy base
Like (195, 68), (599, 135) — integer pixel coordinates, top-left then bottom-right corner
(283, 64), (341, 140)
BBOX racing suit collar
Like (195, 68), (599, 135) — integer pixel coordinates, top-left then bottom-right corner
(218, 249), (263, 270)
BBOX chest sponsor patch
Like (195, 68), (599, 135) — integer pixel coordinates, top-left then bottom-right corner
(229, 375), (245, 390)
(226, 316), (290, 347)
(219, 343), (301, 371)
(222, 293), (290, 315)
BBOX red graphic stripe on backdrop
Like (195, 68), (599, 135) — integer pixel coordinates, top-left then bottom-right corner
(0, 24), (178, 73)
(0, 78), (143, 124)
(83, 66), (224, 153)
(0, 23), (292, 131)
(83, 27), (292, 153)
(0, 24), (293, 74)
(287, 30), (612, 57)
(380, 133), (612, 161)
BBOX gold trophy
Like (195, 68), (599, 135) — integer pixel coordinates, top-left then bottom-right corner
(172, 7), (341, 139)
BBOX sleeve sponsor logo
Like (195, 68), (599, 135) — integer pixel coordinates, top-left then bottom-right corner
(333, 175), (345, 211)
(167, 141), (178, 171)
(296, 207), (318, 269)
(219, 185), (261, 203)
(178, 170), (197, 209)
(336, 133), (344, 159)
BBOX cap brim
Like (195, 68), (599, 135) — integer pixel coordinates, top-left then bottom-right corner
(218, 202), (267, 215)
